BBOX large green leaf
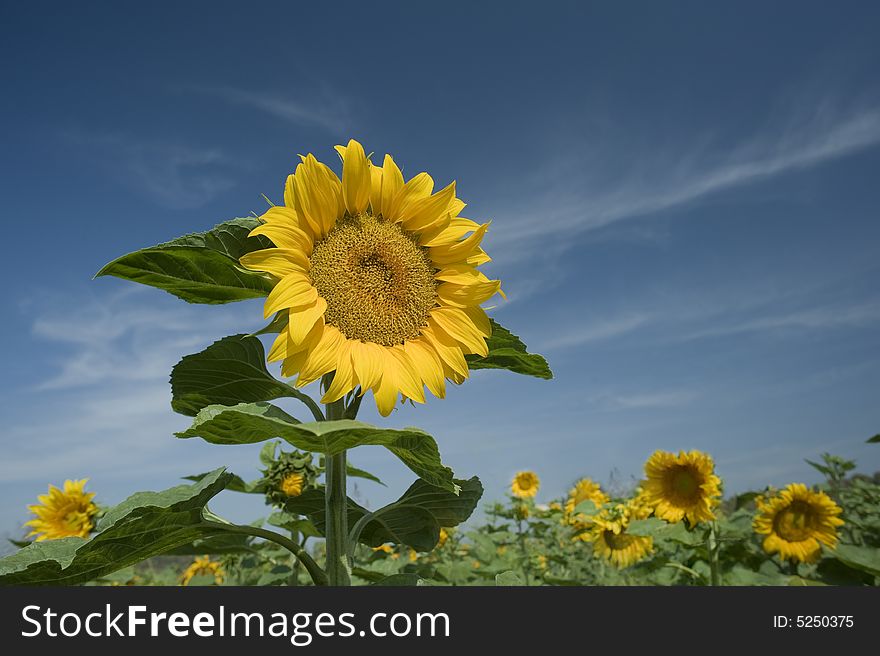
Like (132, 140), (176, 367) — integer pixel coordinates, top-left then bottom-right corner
(170, 334), (320, 418)
(466, 319), (552, 379)
(177, 402), (458, 492)
(867, 434), (880, 444)
(830, 544), (880, 577)
(285, 477), (483, 552)
(0, 469), (232, 585)
(95, 218), (274, 304)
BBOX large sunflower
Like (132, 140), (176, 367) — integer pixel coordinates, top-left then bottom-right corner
(24, 479), (98, 541)
(240, 140), (503, 416)
(590, 501), (653, 569)
(642, 450), (721, 525)
(753, 483), (844, 563)
(511, 471), (540, 498)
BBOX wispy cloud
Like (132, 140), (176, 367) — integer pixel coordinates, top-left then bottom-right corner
(495, 105), (880, 252)
(63, 131), (237, 209)
(200, 86), (351, 134)
(541, 314), (651, 350)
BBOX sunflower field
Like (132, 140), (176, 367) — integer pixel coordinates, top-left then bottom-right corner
(1, 140), (878, 588)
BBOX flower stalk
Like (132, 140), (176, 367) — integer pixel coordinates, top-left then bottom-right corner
(323, 388), (351, 586)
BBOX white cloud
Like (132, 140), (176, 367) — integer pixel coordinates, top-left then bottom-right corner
(62, 131), (238, 209)
(494, 105), (880, 254)
(541, 314), (651, 350)
(201, 86), (351, 134)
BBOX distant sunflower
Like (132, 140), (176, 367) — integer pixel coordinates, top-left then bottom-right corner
(436, 528), (450, 549)
(24, 479), (98, 541)
(241, 139), (503, 416)
(590, 501), (653, 569)
(180, 556), (224, 586)
(565, 477), (610, 517)
(753, 483), (844, 563)
(511, 471), (540, 498)
(643, 450), (721, 524)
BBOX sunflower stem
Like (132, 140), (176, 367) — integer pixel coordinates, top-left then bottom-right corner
(707, 522), (721, 586)
(324, 389), (351, 586)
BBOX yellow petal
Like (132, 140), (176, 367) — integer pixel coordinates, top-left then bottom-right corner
(399, 181), (457, 232)
(386, 172), (433, 222)
(372, 369), (399, 417)
(350, 340), (383, 391)
(292, 155), (340, 238)
(341, 139), (371, 215)
(390, 346), (426, 403)
(267, 330), (289, 362)
(404, 339), (445, 399)
(287, 297), (327, 345)
(430, 307), (489, 356)
(263, 273), (318, 318)
(240, 248), (309, 278)
(378, 154), (404, 218)
(428, 223), (490, 266)
(250, 220), (313, 254)
(434, 264), (490, 285)
(462, 305), (492, 338)
(297, 325), (345, 386)
(422, 322), (469, 379)
(437, 280), (502, 308)
(321, 341), (355, 403)
(421, 217), (482, 247)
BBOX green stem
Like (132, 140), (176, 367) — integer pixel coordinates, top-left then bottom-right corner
(517, 517), (531, 586)
(323, 383), (350, 586)
(200, 520), (327, 586)
(707, 522), (721, 587)
(288, 528), (300, 586)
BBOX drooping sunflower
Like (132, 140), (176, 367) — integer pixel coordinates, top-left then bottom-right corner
(24, 479), (98, 541)
(511, 471), (540, 498)
(590, 501), (653, 569)
(753, 483), (844, 563)
(180, 555), (225, 586)
(642, 450), (721, 525)
(565, 477), (610, 517)
(240, 140), (503, 416)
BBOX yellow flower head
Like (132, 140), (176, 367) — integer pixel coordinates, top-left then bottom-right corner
(642, 450), (721, 525)
(279, 472), (304, 498)
(565, 477), (610, 518)
(24, 479), (98, 541)
(408, 548), (419, 562)
(372, 543), (394, 554)
(180, 555), (225, 586)
(240, 139), (503, 417)
(753, 483), (844, 563)
(437, 528), (449, 549)
(511, 471), (540, 498)
(590, 501), (654, 569)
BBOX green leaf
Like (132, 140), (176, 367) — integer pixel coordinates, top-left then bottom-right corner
(372, 573), (426, 586)
(286, 477), (483, 552)
(495, 570), (524, 586)
(626, 518), (669, 537)
(0, 469), (232, 585)
(267, 512), (322, 539)
(627, 518), (705, 546)
(867, 434), (880, 444)
(177, 402), (458, 492)
(830, 544), (880, 577)
(465, 319), (552, 379)
(346, 463), (386, 486)
(170, 334), (319, 418)
(183, 470), (258, 493)
(95, 218), (274, 304)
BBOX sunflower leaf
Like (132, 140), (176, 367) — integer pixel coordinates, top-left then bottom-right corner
(0, 469), (232, 585)
(284, 476), (483, 551)
(828, 544), (880, 577)
(170, 333), (323, 420)
(176, 402), (459, 492)
(95, 218), (275, 304)
(466, 319), (552, 379)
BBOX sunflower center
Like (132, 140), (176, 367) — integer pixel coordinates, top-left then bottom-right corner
(666, 467), (701, 503)
(309, 213), (437, 346)
(774, 501), (815, 542)
(603, 530), (636, 551)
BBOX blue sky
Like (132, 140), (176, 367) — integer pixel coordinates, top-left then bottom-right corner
(2, 2), (879, 541)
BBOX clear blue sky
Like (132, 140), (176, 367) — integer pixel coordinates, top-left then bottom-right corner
(2, 1), (879, 540)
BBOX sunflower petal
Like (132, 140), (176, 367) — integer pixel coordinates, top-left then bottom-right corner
(341, 139), (371, 215)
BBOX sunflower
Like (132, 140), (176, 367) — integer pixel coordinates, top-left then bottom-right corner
(753, 483), (844, 563)
(511, 471), (540, 498)
(180, 556), (225, 586)
(590, 501), (654, 569)
(565, 478), (610, 517)
(279, 472), (304, 498)
(240, 140), (502, 416)
(436, 528), (450, 549)
(642, 450), (721, 524)
(24, 479), (98, 541)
